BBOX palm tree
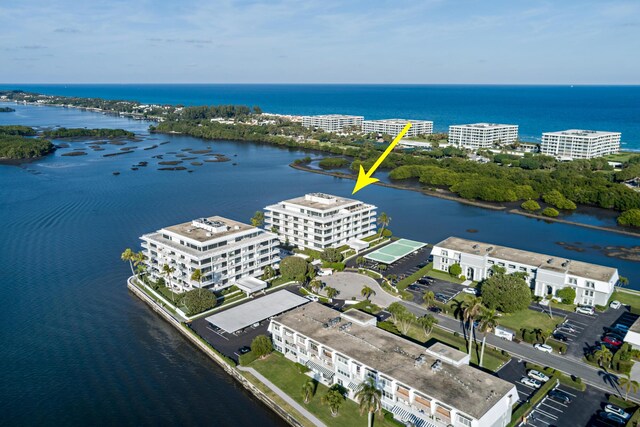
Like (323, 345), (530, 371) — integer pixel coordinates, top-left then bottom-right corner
(594, 345), (613, 369)
(162, 263), (176, 303)
(355, 377), (382, 427)
(121, 248), (136, 277)
(301, 379), (316, 404)
(619, 374), (640, 401)
(262, 265), (276, 280)
(191, 268), (204, 294)
(377, 212), (391, 236)
(321, 388), (344, 417)
(356, 256), (366, 267)
(326, 287), (339, 300)
(477, 308), (500, 368)
(462, 297), (483, 357)
(361, 286), (375, 301)
(417, 314), (437, 338)
(310, 279), (322, 294)
(133, 251), (146, 280)
(423, 291), (435, 309)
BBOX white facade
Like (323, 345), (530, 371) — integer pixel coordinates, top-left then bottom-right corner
(362, 119), (433, 137)
(264, 193), (377, 250)
(540, 129), (621, 159)
(141, 216), (280, 292)
(301, 115), (364, 132)
(431, 237), (619, 307)
(270, 304), (517, 427)
(448, 123), (519, 149)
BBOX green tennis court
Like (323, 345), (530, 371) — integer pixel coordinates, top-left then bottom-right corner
(364, 238), (427, 264)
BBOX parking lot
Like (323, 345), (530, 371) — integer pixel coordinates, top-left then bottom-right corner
(406, 276), (464, 305)
(190, 316), (270, 362)
(496, 360), (617, 427)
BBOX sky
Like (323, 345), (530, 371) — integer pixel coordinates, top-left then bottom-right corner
(1, 0), (639, 84)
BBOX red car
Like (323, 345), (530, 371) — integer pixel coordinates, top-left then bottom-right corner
(602, 336), (623, 347)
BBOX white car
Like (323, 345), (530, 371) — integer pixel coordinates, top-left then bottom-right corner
(528, 370), (550, 383)
(605, 404), (631, 420)
(575, 306), (595, 315)
(520, 377), (542, 389)
(462, 287), (478, 295)
(534, 343), (553, 353)
(610, 300), (622, 309)
(305, 295), (319, 302)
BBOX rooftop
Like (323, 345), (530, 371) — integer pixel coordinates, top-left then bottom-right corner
(363, 118), (433, 125)
(274, 303), (515, 420)
(342, 308), (377, 325)
(163, 215), (254, 243)
(303, 114), (364, 119)
(277, 193), (367, 211)
(629, 317), (640, 335)
(450, 123), (518, 129)
(434, 237), (617, 282)
(543, 129), (621, 138)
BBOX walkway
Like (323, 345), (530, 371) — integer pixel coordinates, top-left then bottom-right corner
(237, 366), (327, 427)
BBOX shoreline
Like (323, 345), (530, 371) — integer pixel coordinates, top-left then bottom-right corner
(290, 163), (640, 239)
(127, 277), (308, 427)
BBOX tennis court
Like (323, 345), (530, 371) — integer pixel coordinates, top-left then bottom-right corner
(364, 238), (427, 264)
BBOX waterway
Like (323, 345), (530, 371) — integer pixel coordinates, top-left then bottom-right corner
(1, 102), (638, 425)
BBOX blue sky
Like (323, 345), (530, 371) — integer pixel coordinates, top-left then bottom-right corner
(1, 0), (639, 84)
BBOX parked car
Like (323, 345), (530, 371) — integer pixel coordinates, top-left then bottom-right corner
(305, 295), (319, 302)
(548, 389), (572, 404)
(435, 293), (448, 303)
(528, 370), (550, 383)
(417, 279), (431, 285)
(610, 300), (622, 309)
(534, 343), (553, 353)
(520, 377), (542, 388)
(604, 331), (626, 341)
(462, 287), (478, 295)
(598, 411), (627, 425)
(614, 324), (630, 333)
(575, 306), (595, 315)
(605, 404), (631, 420)
(424, 276), (436, 282)
(602, 336), (623, 347)
(552, 332), (568, 342)
(238, 346), (251, 354)
(595, 341), (618, 351)
(559, 322), (577, 333)
(429, 306), (442, 314)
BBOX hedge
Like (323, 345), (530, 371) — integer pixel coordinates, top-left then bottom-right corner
(608, 394), (638, 410)
(396, 264), (432, 291)
(508, 373), (560, 427)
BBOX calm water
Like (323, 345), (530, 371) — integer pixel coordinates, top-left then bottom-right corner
(1, 101), (639, 425)
(1, 84), (640, 149)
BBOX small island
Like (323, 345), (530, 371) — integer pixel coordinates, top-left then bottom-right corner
(0, 126), (54, 162)
(0, 107), (15, 113)
(42, 127), (135, 139)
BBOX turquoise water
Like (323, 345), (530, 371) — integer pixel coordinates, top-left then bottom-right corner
(1, 99), (639, 425)
(2, 84), (639, 149)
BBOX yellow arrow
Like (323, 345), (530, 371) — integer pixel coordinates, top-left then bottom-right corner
(352, 122), (412, 194)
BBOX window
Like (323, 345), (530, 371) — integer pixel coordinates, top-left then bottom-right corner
(441, 250), (449, 257)
(310, 342), (318, 351)
(457, 414), (473, 427)
(382, 390), (393, 400)
(273, 324), (280, 332)
(508, 264), (516, 269)
(586, 281), (595, 289)
(568, 277), (577, 285)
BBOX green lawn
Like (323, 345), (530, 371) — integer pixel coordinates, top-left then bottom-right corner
(497, 309), (563, 333)
(249, 353), (398, 427)
(422, 265), (464, 284)
(610, 289), (640, 310)
(606, 152), (638, 163)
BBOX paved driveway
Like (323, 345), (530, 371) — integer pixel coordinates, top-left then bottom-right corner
(320, 272), (398, 307)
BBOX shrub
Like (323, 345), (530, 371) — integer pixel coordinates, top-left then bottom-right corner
(618, 209), (640, 227)
(556, 287), (576, 305)
(251, 335), (273, 358)
(382, 229), (392, 237)
(521, 199), (541, 211)
(542, 207), (559, 217)
(481, 273), (532, 313)
(280, 256), (314, 282)
(543, 190), (577, 210)
(318, 157), (349, 169)
(321, 248), (344, 263)
(448, 263), (462, 277)
(182, 289), (217, 315)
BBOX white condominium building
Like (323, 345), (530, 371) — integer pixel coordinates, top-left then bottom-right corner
(264, 193), (377, 250)
(540, 129), (621, 159)
(301, 115), (364, 132)
(448, 123), (519, 149)
(431, 237), (619, 307)
(140, 216), (280, 292)
(362, 119), (433, 137)
(270, 303), (517, 427)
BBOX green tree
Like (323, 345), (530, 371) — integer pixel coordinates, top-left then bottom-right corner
(396, 310), (416, 335)
(542, 207), (560, 217)
(448, 263), (462, 277)
(477, 308), (500, 368)
(377, 212), (391, 236)
(543, 190), (577, 210)
(121, 248), (136, 277)
(356, 256), (366, 267)
(262, 265), (276, 280)
(361, 285), (376, 301)
(325, 287), (339, 299)
(387, 302), (407, 324)
(190, 268), (203, 290)
(462, 297), (484, 357)
(521, 199), (541, 211)
(618, 209), (640, 227)
(619, 374), (640, 402)
(251, 335), (273, 359)
(309, 279), (323, 294)
(321, 248), (343, 263)
(280, 256), (313, 282)
(480, 273), (532, 313)
(423, 291), (435, 309)
(250, 211), (265, 227)
(556, 287), (577, 305)
(417, 314), (438, 338)
(301, 379), (316, 404)
(354, 377), (382, 427)
(321, 387), (345, 417)
(594, 345), (613, 369)
(182, 288), (217, 315)
(161, 263), (177, 303)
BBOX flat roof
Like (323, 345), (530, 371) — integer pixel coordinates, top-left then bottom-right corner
(164, 215), (254, 243)
(206, 290), (308, 333)
(434, 237), (617, 282)
(236, 277), (268, 293)
(543, 129), (621, 138)
(278, 193), (365, 211)
(303, 114), (364, 119)
(274, 303), (514, 420)
(343, 309), (377, 325)
(629, 317), (640, 334)
(363, 119), (433, 125)
(365, 239), (426, 264)
(450, 123), (517, 129)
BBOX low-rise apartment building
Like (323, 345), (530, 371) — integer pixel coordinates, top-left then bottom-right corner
(431, 237), (619, 306)
(269, 303), (518, 427)
(264, 193), (377, 250)
(540, 129), (621, 159)
(448, 123), (519, 149)
(140, 216), (280, 291)
(362, 119), (433, 137)
(301, 114), (364, 132)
